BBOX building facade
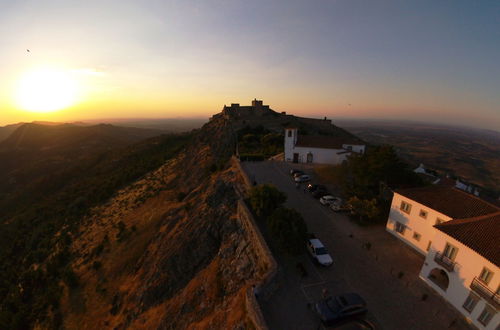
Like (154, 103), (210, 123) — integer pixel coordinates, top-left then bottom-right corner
(386, 186), (499, 330)
(284, 127), (365, 165)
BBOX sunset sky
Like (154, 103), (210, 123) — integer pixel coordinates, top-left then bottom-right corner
(1, 0), (499, 129)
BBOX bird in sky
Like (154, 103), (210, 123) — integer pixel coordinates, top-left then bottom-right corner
(26, 49), (30, 53)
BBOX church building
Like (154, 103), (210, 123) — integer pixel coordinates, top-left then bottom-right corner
(284, 127), (365, 164)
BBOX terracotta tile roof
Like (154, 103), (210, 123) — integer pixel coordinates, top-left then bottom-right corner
(295, 135), (363, 149)
(435, 212), (500, 267)
(396, 186), (499, 219)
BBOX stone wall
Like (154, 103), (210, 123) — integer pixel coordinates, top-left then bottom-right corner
(231, 156), (278, 330)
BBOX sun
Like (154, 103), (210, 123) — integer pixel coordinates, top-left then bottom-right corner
(15, 67), (78, 113)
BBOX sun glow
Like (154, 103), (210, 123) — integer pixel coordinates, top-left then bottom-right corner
(15, 67), (78, 113)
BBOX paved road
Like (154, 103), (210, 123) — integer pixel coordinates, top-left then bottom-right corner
(242, 161), (472, 330)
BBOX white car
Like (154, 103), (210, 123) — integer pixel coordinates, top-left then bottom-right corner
(330, 199), (349, 212)
(294, 174), (311, 183)
(319, 195), (341, 206)
(307, 238), (333, 266)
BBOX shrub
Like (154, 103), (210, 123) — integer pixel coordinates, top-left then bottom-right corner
(248, 184), (287, 218)
(267, 207), (308, 255)
(92, 261), (102, 271)
(62, 267), (79, 288)
(176, 191), (187, 201)
(348, 197), (380, 223)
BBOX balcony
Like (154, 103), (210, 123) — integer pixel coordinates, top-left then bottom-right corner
(470, 277), (500, 308)
(434, 252), (455, 272)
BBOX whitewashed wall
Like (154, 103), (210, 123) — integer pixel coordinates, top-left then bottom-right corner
(420, 233), (499, 330)
(342, 144), (365, 154)
(386, 192), (452, 255)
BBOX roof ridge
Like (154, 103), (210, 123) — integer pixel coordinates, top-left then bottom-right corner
(436, 211), (500, 227)
(450, 187), (500, 211)
(397, 185), (500, 212)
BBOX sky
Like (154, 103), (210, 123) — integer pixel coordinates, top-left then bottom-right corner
(0, 0), (499, 130)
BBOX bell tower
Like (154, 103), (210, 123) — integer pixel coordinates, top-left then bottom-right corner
(284, 127), (298, 161)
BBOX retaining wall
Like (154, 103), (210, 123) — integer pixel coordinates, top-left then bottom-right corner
(231, 156), (278, 330)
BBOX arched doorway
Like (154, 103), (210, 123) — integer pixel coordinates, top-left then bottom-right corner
(306, 152), (313, 163)
(428, 268), (450, 291)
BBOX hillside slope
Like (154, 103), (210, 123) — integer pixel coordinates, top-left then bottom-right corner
(62, 115), (265, 328)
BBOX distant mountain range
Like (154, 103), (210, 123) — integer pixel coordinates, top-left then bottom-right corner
(0, 118), (207, 143)
(335, 119), (500, 194)
(79, 117), (208, 133)
(0, 123), (166, 151)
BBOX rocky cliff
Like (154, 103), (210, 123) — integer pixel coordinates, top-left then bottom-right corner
(61, 114), (266, 329)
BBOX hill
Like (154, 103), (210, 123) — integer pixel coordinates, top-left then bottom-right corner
(0, 102), (362, 329)
(0, 123), (168, 208)
(81, 118), (208, 133)
(336, 120), (500, 194)
(0, 122), (23, 142)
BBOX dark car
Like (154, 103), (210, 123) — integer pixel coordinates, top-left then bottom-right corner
(307, 184), (327, 192)
(314, 293), (367, 326)
(312, 187), (329, 199)
(290, 169), (304, 176)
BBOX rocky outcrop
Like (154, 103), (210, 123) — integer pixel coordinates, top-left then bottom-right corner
(62, 114), (270, 329)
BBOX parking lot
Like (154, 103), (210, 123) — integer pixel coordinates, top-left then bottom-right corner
(242, 160), (472, 330)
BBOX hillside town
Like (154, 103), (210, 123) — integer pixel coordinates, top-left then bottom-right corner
(228, 100), (498, 330)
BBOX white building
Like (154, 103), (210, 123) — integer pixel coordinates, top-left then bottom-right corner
(386, 186), (499, 329)
(284, 127), (365, 164)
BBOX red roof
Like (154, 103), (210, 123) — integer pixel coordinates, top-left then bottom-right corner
(295, 136), (363, 149)
(435, 212), (500, 266)
(396, 186), (499, 219)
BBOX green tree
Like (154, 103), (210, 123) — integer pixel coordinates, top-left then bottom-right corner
(347, 196), (379, 222)
(248, 184), (287, 218)
(338, 145), (424, 199)
(267, 207), (308, 255)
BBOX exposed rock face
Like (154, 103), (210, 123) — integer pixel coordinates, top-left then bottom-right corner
(63, 115), (263, 329)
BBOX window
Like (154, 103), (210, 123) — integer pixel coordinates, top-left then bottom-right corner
(419, 210), (428, 219)
(479, 267), (493, 285)
(443, 243), (458, 261)
(400, 201), (412, 214)
(477, 305), (495, 326)
(462, 293), (479, 313)
(395, 222), (406, 234)
(435, 218), (445, 225)
(426, 241), (432, 251)
(287, 130), (292, 137)
(412, 232), (421, 241)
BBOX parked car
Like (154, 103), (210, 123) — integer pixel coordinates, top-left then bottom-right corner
(319, 195), (342, 206)
(307, 184), (327, 192)
(314, 293), (367, 326)
(307, 238), (333, 266)
(312, 188), (330, 199)
(293, 171), (305, 178)
(330, 199), (351, 212)
(290, 169), (304, 176)
(295, 174), (311, 183)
